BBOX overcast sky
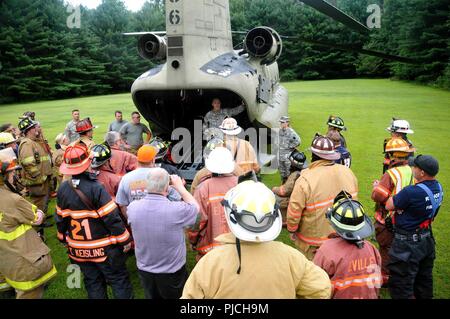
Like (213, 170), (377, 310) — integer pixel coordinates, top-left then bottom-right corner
(64, 0), (148, 12)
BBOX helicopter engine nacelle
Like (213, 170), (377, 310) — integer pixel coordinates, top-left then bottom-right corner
(244, 27), (282, 65)
(137, 33), (167, 61)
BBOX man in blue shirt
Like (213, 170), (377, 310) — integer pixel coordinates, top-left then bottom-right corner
(386, 155), (443, 299)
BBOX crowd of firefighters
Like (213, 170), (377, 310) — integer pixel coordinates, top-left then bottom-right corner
(0, 99), (444, 300)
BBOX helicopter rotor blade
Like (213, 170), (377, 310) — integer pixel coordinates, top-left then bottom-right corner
(123, 31), (166, 36)
(284, 36), (418, 64)
(299, 0), (369, 34)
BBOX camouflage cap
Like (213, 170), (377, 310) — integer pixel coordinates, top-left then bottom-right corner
(279, 116), (290, 123)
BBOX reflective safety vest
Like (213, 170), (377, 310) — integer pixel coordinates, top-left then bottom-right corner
(380, 165), (414, 223)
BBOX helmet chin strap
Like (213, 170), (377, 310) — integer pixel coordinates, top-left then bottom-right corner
(5, 175), (20, 194)
(235, 238), (242, 275)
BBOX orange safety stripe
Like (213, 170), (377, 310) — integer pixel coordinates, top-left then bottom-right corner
(296, 233), (329, 246)
(305, 192), (358, 212)
(287, 224), (298, 233)
(56, 201), (117, 220)
(208, 194), (226, 203)
(97, 200), (117, 217)
(196, 242), (222, 255)
(287, 207), (302, 218)
(373, 185), (390, 197)
(67, 230), (130, 249)
(332, 273), (382, 290)
(69, 255), (107, 263)
(374, 212), (385, 224)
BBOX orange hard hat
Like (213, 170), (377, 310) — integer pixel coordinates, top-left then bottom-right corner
(60, 144), (92, 175)
(385, 138), (415, 156)
(137, 145), (157, 163)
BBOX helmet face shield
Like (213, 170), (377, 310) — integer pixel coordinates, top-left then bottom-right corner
(222, 200), (280, 233)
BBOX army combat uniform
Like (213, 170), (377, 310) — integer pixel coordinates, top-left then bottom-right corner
(18, 137), (53, 216)
(272, 170), (302, 224)
(203, 104), (245, 132)
(278, 128), (301, 181)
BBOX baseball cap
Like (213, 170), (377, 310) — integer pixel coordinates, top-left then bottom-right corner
(137, 145), (157, 163)
(409, 155), (439, 176)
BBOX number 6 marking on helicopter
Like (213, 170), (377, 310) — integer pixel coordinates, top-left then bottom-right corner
(169, 10), (181, 25)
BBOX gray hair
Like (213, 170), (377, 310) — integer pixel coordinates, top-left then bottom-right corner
(104, 131), (121, 147)
(146, 168), (169, 194)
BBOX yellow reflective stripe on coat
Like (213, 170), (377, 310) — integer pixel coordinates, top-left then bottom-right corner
(5, 265), (57, 291)
(0, 224), (33, 241)
(23, 175), (48, 186)
(21, 156), (36, 165)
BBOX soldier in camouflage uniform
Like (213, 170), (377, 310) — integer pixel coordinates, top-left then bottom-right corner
(278, 116), (301, 183)
(203, 98), (245, 133)
(17, 118), (53, 237)
(272, 150), (307, 225)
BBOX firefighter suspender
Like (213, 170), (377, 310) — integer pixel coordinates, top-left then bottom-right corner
(416, 183), (443, 219)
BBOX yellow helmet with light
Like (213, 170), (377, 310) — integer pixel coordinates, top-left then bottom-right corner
(222, 180), (281, 242)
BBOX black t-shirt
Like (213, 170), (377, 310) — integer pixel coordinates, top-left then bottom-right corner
(393, 180), (443, 232)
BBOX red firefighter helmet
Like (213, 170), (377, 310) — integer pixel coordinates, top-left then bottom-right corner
(59, 144), (92, 175)
(76, 117), (97, 134)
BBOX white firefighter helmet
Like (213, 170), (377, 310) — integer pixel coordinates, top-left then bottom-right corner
(205, 146), (234, 174)
(222, 180), (282, 242)
(386, 119), (414, 134)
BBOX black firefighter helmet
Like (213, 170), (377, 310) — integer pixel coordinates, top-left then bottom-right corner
(326, 191), (374, 242)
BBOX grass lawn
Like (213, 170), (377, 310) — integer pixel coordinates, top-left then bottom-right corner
(0, 78), (449, 299)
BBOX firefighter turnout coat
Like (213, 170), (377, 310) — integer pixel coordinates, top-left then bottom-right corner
(182, 233), (331, 299)
(18, 137), (52, 187)
(56, 173), (131, 263)
(223, 136), (260, 174)
(287, 160), (358, 257)
(188, 174), (238, 258)
(0, 185), (57, 291)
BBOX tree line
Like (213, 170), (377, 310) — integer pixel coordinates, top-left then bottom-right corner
(0, 0), (448, 104)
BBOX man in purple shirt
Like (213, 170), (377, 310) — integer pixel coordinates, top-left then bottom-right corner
(127, 168), (200, 299)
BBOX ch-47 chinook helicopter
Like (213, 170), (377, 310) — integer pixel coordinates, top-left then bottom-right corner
(125, 0), (415, 181)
